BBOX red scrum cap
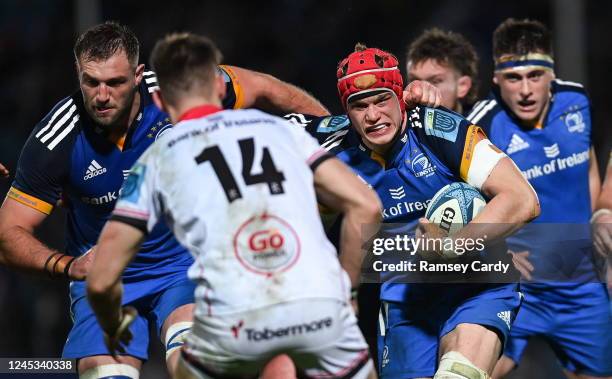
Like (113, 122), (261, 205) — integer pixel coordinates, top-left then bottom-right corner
(336, 44), (404, 111)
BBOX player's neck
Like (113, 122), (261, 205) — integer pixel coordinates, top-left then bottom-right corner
(454, 102), (463, 115)
(169, 96), (223, 124)
(106, 91), (141, 149)
(520, 98), (550, 130)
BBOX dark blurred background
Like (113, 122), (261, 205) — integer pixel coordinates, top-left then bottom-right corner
(0, 1), (609, 378)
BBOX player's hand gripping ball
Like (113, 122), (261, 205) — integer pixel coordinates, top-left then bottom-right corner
(416, 182), (486, 259)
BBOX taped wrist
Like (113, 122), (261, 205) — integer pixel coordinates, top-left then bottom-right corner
(434, 351), (489, 379)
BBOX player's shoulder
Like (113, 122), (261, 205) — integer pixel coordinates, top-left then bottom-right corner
(464, 98), (503, 129)
(551, 78), (590, 105)
(31, 93), (83, 152)
(142, 69), (160, 94)
(552, 78), (587, 96)
(409, 106), (471, 143)
(283, 113), (351, 152)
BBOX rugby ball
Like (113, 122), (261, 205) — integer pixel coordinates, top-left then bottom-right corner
(425, 182), (486, 235)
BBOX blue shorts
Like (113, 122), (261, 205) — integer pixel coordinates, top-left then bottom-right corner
(62, 275), (195, 360)
(378, 283), (521, 379)
(504, 283), (612, 376)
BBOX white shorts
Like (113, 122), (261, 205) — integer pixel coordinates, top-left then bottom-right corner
(178, 298), (373, 378)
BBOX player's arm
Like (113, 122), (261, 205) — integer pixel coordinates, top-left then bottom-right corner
(0, 100), (93, 279)
(0, 193), (93, 278)
(588, 147), (601, 211)
(592, 153), (612, 258)
(0, 198), (56, 270)
(313, 157), (382, 287)
(88, 155), (159, 353)
(87, 221), (145, 336)
(220, 65), (330, 116)
(415, 111), (539, 247)
(454, 128), (539, 243)
(0, 163), (8, 178)
(460, 155), (540, 236)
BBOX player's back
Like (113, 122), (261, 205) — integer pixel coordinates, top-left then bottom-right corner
(139, 108), (347, 317)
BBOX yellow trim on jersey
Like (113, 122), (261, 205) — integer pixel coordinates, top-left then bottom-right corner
(459, 125), (485, 181)
(219, 65), (245, 109)
(370, 151), (386, 169)
(7, 187), (53, 215)
(113, 134), (127, 151)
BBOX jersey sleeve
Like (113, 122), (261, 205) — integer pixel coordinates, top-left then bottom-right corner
(110, 149), (162, 234)
(283, 118), (335, 171)
(8, 97), (77, 214)
(411, 106), (506, 190)
(283, 113), (351, 153)
(219, 65), (245, 110)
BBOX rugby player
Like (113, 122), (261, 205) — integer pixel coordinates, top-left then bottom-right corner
(87, 32), (381, 379)
(286, 43), (539, 378)
(0, 21), (331, 378)
(466, 19), (612, 379)
(406, 28), (479, 115)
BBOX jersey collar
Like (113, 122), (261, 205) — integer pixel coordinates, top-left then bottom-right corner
(178, 105), (223, 122)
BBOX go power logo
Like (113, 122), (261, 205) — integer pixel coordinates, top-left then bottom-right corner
(233, 213), (300, 276)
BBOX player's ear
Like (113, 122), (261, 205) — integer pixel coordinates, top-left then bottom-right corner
(493, 75), (499, 85)
(134, 64), (145, 86)
(215, 72), (226, 102)
(456, 75), (472, 99)
(152, 91), (166, 113)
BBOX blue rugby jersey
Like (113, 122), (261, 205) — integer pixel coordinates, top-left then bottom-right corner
(285, 106), (500, 302)
(471, 79), (597, 284)
(8, 67), (242, 302)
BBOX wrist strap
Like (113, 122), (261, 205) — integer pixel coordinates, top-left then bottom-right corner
(44, 253), (62, 278)
(350, 288), (358, 300)
(63, 256), (76, 278)
(44, 252), (60, 271)
(591, 208), (612, 224)
(51, 254), (65, 278)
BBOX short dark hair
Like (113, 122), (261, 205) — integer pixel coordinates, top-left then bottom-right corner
(406, 28), (479, 104)
(493, 18), (553, 60)
(74, 21), (139, 66)
(150, 33), (222, 107)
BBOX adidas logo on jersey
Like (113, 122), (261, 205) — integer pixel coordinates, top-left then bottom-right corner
(506, 134), (530, 154)
(497, 310), (512, 329)
(84, 160), (107, 181)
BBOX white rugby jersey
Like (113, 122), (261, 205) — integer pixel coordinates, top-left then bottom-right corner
(111, 106), (348, 316)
